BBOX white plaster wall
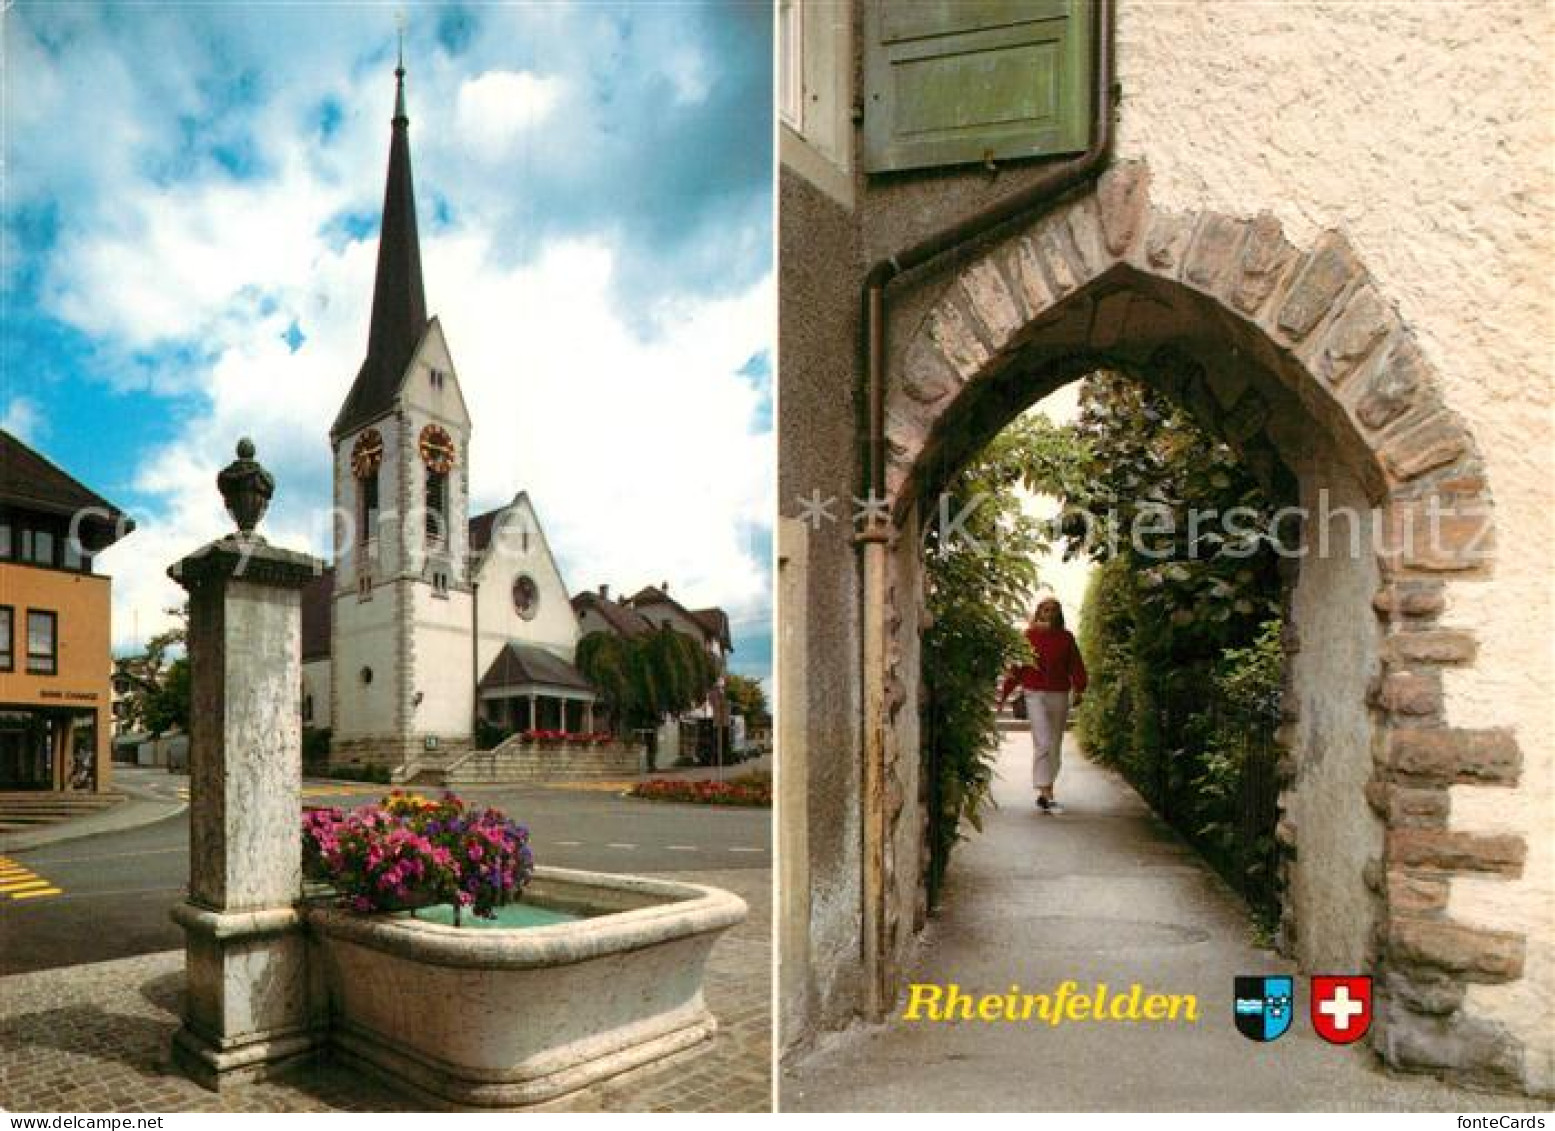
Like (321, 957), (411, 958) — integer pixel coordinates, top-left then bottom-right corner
(332, 589), (398, 741)
(473, 496), (582, 672)
(301, 658), (330, 729)
(409, 586), (474, 738)
(1117, 0), (1553, 1080)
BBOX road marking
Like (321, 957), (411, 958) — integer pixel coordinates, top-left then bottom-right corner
(0, 861), (63, 902)
(10, 887), (62, 900)
(728, 847), (764, 854)
(666, 845), (700, 852)
(554, 840), (583, 847)
(606, 843), (638, 849)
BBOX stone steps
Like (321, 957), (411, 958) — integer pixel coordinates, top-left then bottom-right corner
(440, 744), (643, 786)
(0, 792), (125, 831)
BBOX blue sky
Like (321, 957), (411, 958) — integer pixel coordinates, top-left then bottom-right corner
(2, 1), (774, 684)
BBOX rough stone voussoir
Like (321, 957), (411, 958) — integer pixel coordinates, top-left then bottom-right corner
(958, 259), (1024, 352)
(1096, 161), (1150, 256)
(1000, 236), (1054, 321)
(1352, 335), (1427, 432)
(1389, 829), (1526, 877)
(884, 405), (930, 464)
(1384, 728), (1521, 786)
(1031, 221), (1080, 296)
(1389, 917), (1526, 981)
(923, 299), (992, 382)
(1275, 231), (1363, 341)
(900, 336), (963, 406)
(1229, 212), (1296, 316)
(1140, 211), (1194, 274)
(1381, 412), (1472, 483)
(1182, 212), (1245, 293)
(1313, 284), (1393, 386)
(1063, 196), (1110, 280)
(1383, 496), (1495, 575)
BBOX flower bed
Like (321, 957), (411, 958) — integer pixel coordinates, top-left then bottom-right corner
(627, 775), (772, 808)
(302, 791), (533, 920)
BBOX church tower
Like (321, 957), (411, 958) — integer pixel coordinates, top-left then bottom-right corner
(328, 56), (474, 773)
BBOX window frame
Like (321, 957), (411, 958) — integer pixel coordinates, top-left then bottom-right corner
(26, 609), (58, 676)
(0, 605), (13, 672)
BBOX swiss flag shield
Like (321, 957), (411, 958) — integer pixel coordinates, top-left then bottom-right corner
(1311, 975), (1373, 1044)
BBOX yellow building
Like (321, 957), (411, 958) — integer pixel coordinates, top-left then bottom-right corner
(0, 431), (133, 792)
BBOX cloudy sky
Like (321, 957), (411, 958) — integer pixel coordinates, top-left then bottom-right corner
(2, 1), (774, 684)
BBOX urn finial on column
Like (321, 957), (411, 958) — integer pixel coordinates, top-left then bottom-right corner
(216, 437), (275, 538)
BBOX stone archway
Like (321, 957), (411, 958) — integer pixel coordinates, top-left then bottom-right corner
(875, 161), (1526, 1088)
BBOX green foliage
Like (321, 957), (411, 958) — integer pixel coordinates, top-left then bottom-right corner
(1069, 372), (1287, 913)
(922, 411), (1088, 901)
(302, 727), (332, 766)
(143, 657), (190, 737)
(723, 673), (770, 725)
(116, 606), (189, 736)
(576, 627), (719, 736)
(475, 719), (510, 752)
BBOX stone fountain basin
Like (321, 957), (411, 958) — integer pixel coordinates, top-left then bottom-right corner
(304, 866), (747, 1110)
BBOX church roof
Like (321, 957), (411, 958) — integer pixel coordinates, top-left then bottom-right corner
(300, 567), (334, 662)
(332, 62), (429, 439)
(479, 642), (593, 694)
(468, 507), (502, 553)
(0, 429), (135, 551)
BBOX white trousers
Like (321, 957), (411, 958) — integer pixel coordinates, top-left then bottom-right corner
(1025, 690), (1070, 791)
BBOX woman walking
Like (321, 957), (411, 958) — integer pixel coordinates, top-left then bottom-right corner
(997, 597), (1087, 814)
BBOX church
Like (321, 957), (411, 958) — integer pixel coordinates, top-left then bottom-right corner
(299, 60), (727, 778)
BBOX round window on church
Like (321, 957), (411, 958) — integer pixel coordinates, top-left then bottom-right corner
(512, 575), (539, 621)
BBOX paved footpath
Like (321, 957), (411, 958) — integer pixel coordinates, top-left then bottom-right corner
(784, 733), (1540, 1112)
(0, 867), (770, 1113)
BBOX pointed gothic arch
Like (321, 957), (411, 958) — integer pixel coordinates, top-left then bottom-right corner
(875, 162), (1525, 1087)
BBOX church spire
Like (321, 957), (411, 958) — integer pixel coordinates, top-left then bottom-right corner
(333, 51), (429, 438)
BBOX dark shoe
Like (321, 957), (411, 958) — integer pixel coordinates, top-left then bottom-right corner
(1036, 796), (1051, 813)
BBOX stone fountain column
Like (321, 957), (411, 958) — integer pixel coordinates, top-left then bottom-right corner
(168, 439), (325, 1089)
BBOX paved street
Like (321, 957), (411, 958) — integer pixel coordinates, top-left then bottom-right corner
(0, 767), (769, 975)
(783, 733), (1537, 1112)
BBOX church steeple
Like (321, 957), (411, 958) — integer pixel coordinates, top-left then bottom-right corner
(332, 55), (430, 439)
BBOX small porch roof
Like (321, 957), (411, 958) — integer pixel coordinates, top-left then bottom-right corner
(479, 642), (594, 698)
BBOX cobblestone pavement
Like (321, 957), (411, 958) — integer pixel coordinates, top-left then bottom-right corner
(0, 868), (771, 1113)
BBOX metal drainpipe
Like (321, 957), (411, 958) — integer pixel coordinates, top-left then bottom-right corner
(855, 0), (1117, 1020)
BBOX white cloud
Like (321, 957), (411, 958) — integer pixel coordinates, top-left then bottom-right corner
(1, 398), (45, 444)
(455, 71), (565, 154)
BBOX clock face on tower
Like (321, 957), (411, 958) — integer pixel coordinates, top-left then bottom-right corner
(351, 429), (384, 478)
(418, 424), (456, 474)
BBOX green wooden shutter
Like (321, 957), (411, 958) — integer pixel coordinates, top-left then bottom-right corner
(863, 0), (1093, 175)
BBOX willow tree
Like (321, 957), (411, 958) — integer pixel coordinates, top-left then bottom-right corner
(576, 627), (719, 736)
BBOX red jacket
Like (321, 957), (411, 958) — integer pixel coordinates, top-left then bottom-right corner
(1000, 626), (1088, 701)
